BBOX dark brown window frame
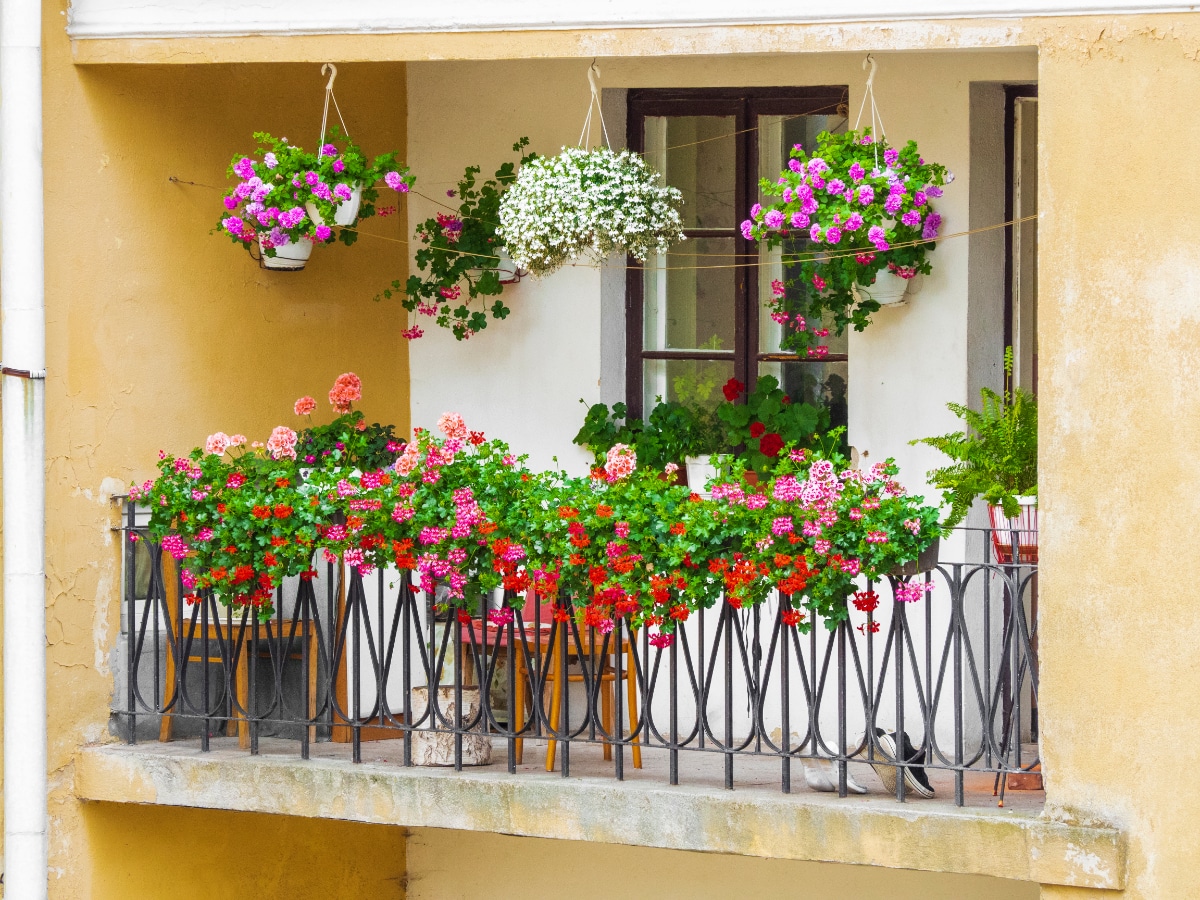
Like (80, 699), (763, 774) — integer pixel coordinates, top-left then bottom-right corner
(625, 86), (848, 419)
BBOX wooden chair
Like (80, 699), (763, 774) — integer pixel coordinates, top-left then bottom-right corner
(159, 552), (319, 748)
(543, 624), (642, 772)
(458, 594), (553, 764)
(459, 591), (642, 770)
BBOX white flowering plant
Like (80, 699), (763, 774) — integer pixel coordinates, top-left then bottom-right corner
(497, 146), (685, 277)
(744, 128), (951, 354)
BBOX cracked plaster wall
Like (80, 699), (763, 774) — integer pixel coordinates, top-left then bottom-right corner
(34, 0), (410, 893)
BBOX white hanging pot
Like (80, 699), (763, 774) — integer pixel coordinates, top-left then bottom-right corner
(258, 236), (313, 271)
(852, 268), (911, 307)
(305, 183), (363, 228)
(467, 247), (523, 285)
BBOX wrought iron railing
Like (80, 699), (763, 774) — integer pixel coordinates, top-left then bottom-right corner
(114, 502), (1039, 806)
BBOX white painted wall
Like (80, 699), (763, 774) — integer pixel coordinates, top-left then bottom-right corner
(68, 0), (1200, 39)
(407, 51), (1037, 483)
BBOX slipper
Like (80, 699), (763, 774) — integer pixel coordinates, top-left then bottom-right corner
(871, 728), (934, 798)
(803, 758), (868, 794)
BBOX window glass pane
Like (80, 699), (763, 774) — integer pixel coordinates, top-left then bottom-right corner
(645, 116), (737, 229)
(759, 360), (849, 433)
(643, 238), (736, 352)
(644, 358), (735, 414)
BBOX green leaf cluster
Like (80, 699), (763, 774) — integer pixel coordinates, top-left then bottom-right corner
(572, 400), (732, 470)
(377, 138), (536, 341)
(912, 349), (1037, 526)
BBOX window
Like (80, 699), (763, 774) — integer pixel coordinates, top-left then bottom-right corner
(626, 87), (849, 430)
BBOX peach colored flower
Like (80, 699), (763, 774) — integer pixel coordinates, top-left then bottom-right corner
(294, 396), (317, 416)
(251, 441), (264, 449)
(437, 412), (468, 440)
(329, 372), (362, 414)
(266, 425), (298, 460)
(204, 432), (230, 456)
(228, 434), (246, 447)
(604, 444), (637, 481)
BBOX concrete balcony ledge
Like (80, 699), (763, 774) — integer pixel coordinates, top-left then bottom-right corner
(77, 740), (1124, 890)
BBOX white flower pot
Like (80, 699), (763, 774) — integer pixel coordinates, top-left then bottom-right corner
(258, 237), (312, 271)
(305, 184), (363, 228)
(685, 454), (718, 497)
(467, 248), (523, 285)
(852, 269), (911, 307)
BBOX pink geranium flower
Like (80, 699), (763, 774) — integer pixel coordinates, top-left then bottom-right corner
(294, 396), (317, 416)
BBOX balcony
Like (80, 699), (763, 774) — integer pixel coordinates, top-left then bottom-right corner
(83, 506), (1123, 889)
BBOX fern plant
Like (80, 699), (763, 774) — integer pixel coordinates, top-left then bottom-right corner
(912, 348), (1037, 527)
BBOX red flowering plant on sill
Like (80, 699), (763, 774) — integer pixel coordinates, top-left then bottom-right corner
(716, 375), (828, 476)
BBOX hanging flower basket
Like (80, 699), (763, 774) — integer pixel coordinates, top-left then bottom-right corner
(746, 127), (951, 353)
(218, 129), (412, 271)
(497, 146), (685, 277)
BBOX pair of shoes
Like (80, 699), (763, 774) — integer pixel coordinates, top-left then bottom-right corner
(871, 728), (935, 798)
(803, 758), (867, 794)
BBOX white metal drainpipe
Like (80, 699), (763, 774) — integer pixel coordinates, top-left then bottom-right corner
(1, 0), (48, 895)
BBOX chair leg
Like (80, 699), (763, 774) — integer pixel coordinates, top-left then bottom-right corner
(236, 633), (250, 750)
(601, 668), (614, 762)
(159, 637), (177, 743)
(627, 638), (642, 769)
(545, 638), (564, 772)
(514, 647), (526, 765)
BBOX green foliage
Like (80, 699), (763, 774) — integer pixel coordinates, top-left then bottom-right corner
(572, 400), (714, 470)
(377, 138), (536, 341)
(296, 410), (399, 472)
(912, 349), (1037, 527)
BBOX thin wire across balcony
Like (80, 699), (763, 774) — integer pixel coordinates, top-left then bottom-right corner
(115, 502), (1039, 807)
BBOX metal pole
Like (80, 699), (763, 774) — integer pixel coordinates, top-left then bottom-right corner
(1, 0), (48, 892)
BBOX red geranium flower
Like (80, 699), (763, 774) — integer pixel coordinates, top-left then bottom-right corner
(749, 421), (766, 438)
(722, 378), (746, 401)
(759, 432), (784, 457)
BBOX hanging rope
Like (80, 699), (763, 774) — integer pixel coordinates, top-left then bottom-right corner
(577, 60), (612, 150)
(318, 63), (351, 149)
(852, 54), (887, 168)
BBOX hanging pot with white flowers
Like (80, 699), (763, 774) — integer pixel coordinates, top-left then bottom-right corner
(743, 55), (953, 355)
(216, 64), (414, 271)
(496, 63), (685, 278)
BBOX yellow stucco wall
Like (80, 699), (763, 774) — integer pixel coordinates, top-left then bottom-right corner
(84, 803), (405, 898)
(406, 828), (1038, 899)
(36, 0), (411, 893)
(1035, 18), (1200, 900)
